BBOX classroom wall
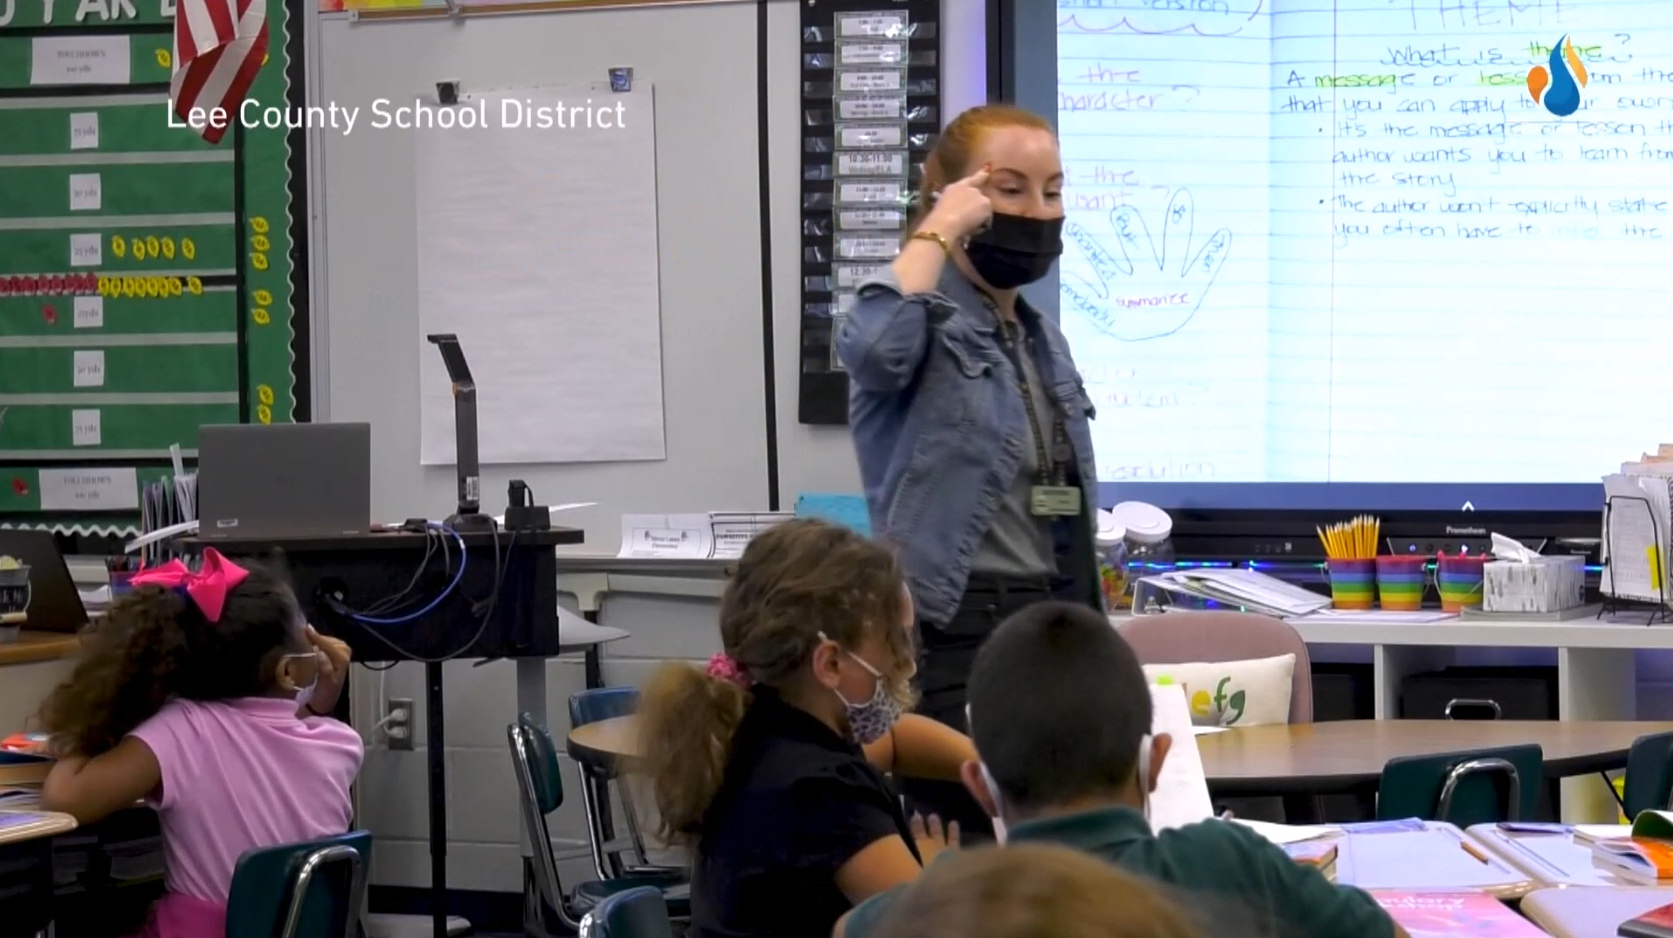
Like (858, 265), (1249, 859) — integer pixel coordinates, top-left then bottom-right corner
(330, 0), (987, 895)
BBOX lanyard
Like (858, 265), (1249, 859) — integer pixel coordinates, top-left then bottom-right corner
(992, 310), (1074, 487)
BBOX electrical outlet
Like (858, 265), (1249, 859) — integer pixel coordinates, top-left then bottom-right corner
(385, 698), (413, 750)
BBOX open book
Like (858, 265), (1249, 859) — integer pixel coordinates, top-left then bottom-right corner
(1055, 0), (1673, 484)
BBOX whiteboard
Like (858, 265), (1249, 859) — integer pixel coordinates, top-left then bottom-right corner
(310, 2), (768, 550)
(1055, 0), (1673, 486)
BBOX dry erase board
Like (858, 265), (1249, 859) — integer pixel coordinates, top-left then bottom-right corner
(0, 0), (309, 533)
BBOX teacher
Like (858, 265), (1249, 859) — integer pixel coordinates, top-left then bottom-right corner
(834, 104), (1103, 839)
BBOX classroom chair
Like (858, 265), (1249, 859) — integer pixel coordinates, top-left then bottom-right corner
(1621, 731), (1673, 818)
(225, 830), (371, 938)
(507, 714), (688, 936)
(1117, 611), (1317, 821)
(567, 688), (685, 885)
(577, 886), (675, 938)
(1376, 744), (1543, 827)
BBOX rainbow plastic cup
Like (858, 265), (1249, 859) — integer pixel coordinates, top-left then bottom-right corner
(1437, 553), (1487, 612)
(1327, 558), (1376, 610)
(1376, 555), (1428, 611)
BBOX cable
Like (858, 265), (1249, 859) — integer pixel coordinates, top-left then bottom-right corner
(347, 523), (466, 625)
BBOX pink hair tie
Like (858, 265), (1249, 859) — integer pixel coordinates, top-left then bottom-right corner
(706, 653), (751, 688)
(129, 547), (250, 623)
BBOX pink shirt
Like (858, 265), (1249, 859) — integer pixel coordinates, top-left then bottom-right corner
(128, 696), (364, 903)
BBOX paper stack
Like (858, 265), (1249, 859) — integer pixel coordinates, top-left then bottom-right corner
(617, 512), (795, 560)
(1601, 447), (1673, 607)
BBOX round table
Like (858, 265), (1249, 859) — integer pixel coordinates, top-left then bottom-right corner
(568, 716), (1673, 793)
(1195, 719), (1673, 795)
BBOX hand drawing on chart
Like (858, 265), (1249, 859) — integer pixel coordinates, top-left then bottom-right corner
(1062, 189), (1231, 342)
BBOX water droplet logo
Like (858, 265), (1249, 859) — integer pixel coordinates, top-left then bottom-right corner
(1526, 35), (1589, 117)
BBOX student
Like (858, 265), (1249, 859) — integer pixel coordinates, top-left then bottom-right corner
(35, 549), (363, 938)
(637, 518), (975, 938)
(837, 600), (1407, 938)
(869, 843), (1204, 938)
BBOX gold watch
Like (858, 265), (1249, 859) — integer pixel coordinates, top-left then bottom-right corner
(909, 229), (954, 258)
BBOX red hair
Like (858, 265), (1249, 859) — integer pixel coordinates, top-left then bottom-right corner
(912, 105), (1054, 228)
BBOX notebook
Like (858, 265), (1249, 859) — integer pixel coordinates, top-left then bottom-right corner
(1370, 891), (1545, 937)
(1286, 840), (1338, 882)
(1592, 811), (1673, 884)
(1619, 900), (1673, 938)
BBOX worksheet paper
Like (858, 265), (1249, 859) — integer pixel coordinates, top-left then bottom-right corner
(1056, 0), (1673, 485)
(1148, 683), (1215, 832)
(416, 86), (666, 465)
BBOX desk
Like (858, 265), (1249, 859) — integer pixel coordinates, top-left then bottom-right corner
(0, 811), (75, 845)
(0, 811), (74, 938)
(1521, 886), (1673, 938)
(1466, 824), (1641, 888)
(569, 717), (1669, 823)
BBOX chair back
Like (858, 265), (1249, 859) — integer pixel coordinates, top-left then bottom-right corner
(225, 831), (370, 938)
(570, 687), (639, 731)
(509, 714), (568, 915)
(1377, 744), (1543, 827)
(1624, 732), (1673, 818)
(578, 886), (674, 938)
(1116, 611), (1314, 723)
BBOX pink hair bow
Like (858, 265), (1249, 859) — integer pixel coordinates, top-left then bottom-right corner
(129, 548), (250, 622)
(706, 653), (751, 688)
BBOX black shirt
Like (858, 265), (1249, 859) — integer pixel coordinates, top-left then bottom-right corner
(689, 686), (918, 938)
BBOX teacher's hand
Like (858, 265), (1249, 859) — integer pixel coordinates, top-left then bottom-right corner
(921, 167), (993, 242)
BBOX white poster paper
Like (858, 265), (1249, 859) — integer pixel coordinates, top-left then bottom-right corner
(37, 467), (139, 511)
(1147, 683), (1215, 833)
(30, 36), (129, 86)
(69, 233), (100, 267)
(415, 86), (666, 465)
(72, 350), (105, 387)
(73, 296), (103, 329)
(68, 173), (101, 211)
(71, 409), (101, 447)
(69, 112), (99, 150)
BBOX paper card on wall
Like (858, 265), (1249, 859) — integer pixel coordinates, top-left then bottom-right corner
(71, 409), (100, 447)
(617, 514), (713, 559)
(72, 350), (105, 387)
(69, 112), (99, 150)
(1147, 683), (1215, 833)
(30, 36), (130, 86)
(69, 233), (100, 267)
(68, 174), (101, 211)
(37, 467), (139, 511)
(73, 297), (103, 329)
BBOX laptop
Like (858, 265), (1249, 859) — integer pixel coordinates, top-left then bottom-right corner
(196, 422), (372, 540)
(0, 531), (90, 633)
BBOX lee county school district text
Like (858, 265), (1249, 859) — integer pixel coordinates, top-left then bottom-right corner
(166, 98), (630, 135)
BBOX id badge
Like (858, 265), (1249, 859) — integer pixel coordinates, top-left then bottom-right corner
(1029, 485), (1082, 517)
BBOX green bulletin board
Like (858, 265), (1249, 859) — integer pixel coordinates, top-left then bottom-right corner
(0, 0), (302, 533)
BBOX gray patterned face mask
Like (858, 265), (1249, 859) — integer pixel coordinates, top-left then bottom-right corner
(819, 631), (906, 745)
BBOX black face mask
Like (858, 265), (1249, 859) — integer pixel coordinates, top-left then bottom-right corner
(964, 212), (1064, 290)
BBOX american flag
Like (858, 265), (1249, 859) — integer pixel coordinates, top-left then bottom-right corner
(170, 0), (269, 145)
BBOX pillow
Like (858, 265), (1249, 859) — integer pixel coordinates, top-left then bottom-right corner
(1141, 654), (1295, 728)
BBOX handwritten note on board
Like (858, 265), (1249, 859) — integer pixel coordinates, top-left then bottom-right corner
(68, 174), (101, 212)
(38, 468), (139, 512)
(69, 112), (99, 150)
(70, 409), (100, 447)
(73, 297), (103, 329)
(71, 350), (104, 387)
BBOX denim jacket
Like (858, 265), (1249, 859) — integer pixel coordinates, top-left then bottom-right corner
(835, 265), (1101, 627)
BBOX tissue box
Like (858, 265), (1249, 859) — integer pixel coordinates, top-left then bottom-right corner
(1483, 555), (1586, 613)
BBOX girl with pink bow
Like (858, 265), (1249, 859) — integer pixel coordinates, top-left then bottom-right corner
(33, 548), (365, 938)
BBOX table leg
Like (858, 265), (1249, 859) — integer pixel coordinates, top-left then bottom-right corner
(584, 647), (602, 690)
(427, 661), (447, 938)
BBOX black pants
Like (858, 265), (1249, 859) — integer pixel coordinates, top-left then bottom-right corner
(899, 573), (1084, 843)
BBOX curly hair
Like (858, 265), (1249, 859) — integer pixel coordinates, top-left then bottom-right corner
(36, 558), (305, 757)
(637, 519), (913, 844)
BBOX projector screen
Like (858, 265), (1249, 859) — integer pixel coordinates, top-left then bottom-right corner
(1010, 0), (1673, 511)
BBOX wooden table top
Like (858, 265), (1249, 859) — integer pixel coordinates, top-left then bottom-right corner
(0, 810), (76, 846)
(0, 630), (80, 667)
(569, 717), (1673, 794)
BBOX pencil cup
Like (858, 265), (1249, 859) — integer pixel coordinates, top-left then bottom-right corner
(108, 570), (135, 598)
(1375, 555), (1428, 611)
(1326, 558), (1376, 610)
(0, 564), (30, 643)
(1437, 554), (1487, 612)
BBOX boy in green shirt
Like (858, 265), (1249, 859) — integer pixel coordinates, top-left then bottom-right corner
(836, 601), (1407, 938)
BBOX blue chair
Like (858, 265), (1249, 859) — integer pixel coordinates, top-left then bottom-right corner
(578, 886), (675, 938)
(567, 688), (683, 885)
(1623, 732), (1673, 818)
(225, 831), (370, 938)
(508, 714), (687, 934)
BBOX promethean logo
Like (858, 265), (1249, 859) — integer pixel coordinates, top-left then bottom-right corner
(1446, 526), (1487, 536)
(1527, 35), (1588, 117)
